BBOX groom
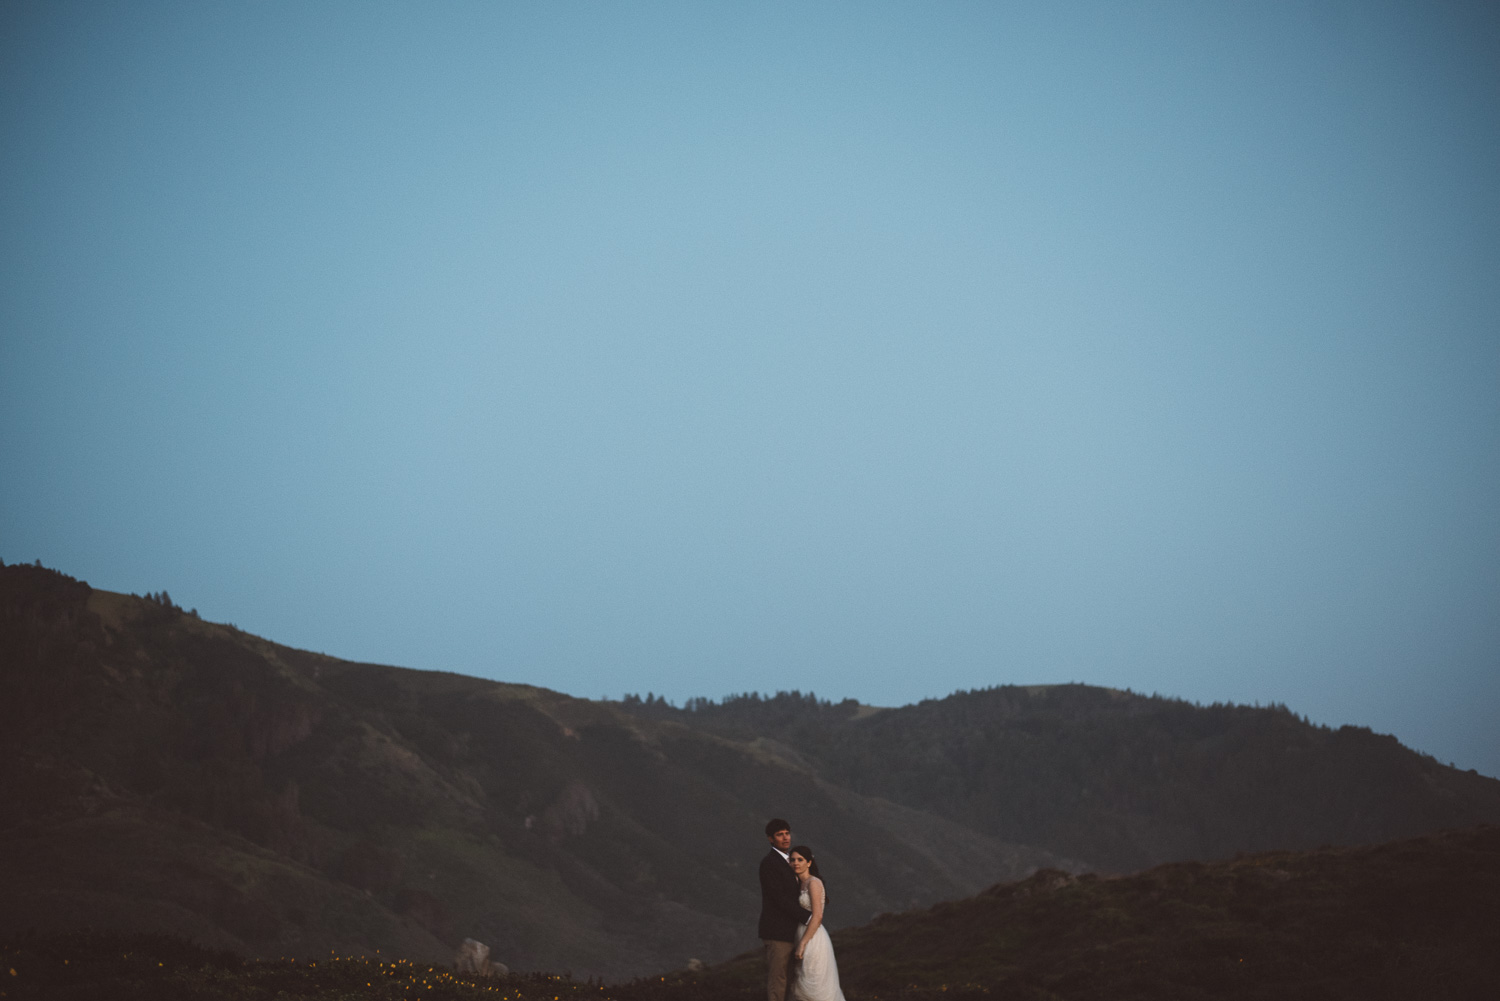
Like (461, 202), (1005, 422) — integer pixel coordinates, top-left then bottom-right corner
(758, 817), (813, 1001)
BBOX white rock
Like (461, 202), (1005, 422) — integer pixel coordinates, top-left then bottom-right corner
(454, 938), (508, 977)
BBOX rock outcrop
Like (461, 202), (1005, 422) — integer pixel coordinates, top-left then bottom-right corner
(454, 937), (508, 978)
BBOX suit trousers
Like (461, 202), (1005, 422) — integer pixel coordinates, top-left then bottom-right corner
(763, 938), (796, 1001)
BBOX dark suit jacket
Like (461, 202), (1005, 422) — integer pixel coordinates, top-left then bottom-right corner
(757, 848), (813, 942)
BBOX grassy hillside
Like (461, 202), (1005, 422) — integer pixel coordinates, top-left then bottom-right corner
(626, 685), (1500, 872)
(693, 823), (1500, 999)
(0, 563), (1062, 981)
(7, 825), (1496, 999)
(8, 561), (1498, 983)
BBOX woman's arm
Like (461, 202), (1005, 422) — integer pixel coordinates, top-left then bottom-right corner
(794, 878), (826, 960)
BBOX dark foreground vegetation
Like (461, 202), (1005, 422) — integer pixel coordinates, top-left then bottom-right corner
(0, 932), (611, 1001)
(6, 825), (1497, 1000)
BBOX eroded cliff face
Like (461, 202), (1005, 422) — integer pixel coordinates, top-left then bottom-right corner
(530, 779), (600, 841)
(246, 695), (321, 761)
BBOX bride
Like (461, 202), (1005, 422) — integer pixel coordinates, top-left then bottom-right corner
(788, 846), (847, 1001)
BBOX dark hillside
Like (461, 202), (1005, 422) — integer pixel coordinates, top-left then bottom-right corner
(8, 561), (1497, 981)
(628, 685), (1500, 872)
(9, 825), (1497, 999)
(0, 563), (1062, 981)
(692, 823), (1500, 1000)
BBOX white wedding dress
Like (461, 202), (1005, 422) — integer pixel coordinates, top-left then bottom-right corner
(794, 884), (847, 1001)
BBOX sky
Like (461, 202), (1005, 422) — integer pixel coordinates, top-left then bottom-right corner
(2, 1), (1497, 778)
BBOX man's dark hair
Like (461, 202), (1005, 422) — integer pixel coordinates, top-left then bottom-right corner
(765, 818), (791, 837)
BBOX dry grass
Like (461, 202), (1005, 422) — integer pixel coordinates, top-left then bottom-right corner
(8, 826), (1497, 1000)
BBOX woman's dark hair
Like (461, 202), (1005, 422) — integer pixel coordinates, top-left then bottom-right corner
(789, 845), (822, 880)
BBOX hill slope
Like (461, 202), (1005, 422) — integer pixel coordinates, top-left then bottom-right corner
(7, 825), (1497, 999)
(6, 562), (1499, 980)
(625, 684), (1500, 872)
(692, 823), (1500, 999)
(0, 563), (1065, 980)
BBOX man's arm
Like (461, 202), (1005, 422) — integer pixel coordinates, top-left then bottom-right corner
(760, 855), (813, 923)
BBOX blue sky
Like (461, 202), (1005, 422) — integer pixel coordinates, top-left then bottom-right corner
(3, 1), (1498, 778)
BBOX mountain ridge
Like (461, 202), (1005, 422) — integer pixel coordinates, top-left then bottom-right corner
(0, 563), (1070, 980)
(4, 560), (1498, 981)
(620, 683), (1500, 872)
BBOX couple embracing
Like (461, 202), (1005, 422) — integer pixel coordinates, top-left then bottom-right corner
(758, 818), (846, 1001)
